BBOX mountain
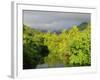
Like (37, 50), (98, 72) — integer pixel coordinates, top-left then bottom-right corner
(77, 22), (89, 31)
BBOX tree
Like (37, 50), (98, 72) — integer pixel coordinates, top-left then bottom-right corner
(69, 26), (91, 66)
(23, 22), (91, 68)
(23, 25), (49, 69)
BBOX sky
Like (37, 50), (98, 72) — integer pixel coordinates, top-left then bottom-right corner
(23, 10), (90, 32)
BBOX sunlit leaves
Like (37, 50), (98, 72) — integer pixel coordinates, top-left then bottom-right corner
(23, 22), (91, 68)
(69, 26), (91, 66)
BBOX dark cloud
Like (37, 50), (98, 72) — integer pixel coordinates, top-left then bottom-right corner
(23, 10), (90, 31)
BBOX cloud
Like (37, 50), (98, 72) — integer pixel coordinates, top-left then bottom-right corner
(23, 10), (90, 31)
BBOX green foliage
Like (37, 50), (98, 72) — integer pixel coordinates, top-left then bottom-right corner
(69, 25), (91, 66)
(23, 22), (91, 69)
(23, 25), (49, 69)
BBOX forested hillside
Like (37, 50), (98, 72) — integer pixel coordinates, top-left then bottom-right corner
(23, 22), (91, 69)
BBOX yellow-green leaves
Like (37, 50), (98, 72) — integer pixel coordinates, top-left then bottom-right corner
(69, 26), (91, 66)
(23, 22), (91, 68)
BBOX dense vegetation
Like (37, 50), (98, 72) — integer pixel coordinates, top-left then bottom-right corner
(23, 22), (91, 69)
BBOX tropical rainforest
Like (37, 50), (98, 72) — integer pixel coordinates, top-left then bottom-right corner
(23, 22), (91, 69)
